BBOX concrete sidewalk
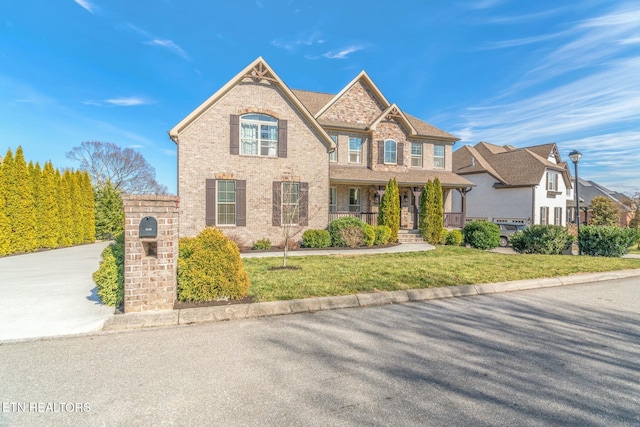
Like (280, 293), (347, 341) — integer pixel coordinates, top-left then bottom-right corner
(240, 242), (435, 258)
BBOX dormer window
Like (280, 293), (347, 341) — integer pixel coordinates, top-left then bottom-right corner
(240, 114), (278, 156)
(384, 140), (397, 164)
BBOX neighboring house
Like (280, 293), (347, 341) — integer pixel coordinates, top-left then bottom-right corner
(452, 142), (572, 226)
(169, 57), (473, 246)
(567, 178), (634, 227)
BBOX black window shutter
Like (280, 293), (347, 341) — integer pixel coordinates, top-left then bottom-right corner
(230, 114), (239, 155)
(272, 181), (281, 226)
(278, 120), (288, 158)
(236, 180), (246, 226)
(397, 142), (404, 166)
(378, 140), (385, 164)
(205, 179), (216, 226)
(299, 182), (309, 226)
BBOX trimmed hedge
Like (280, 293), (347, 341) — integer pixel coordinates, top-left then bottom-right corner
(463, 221), (500, 250)
(374, 225), (392, 245)
(510, 225), (573, 255)
(445, 229), (463, 246)
(302, 229), (331, 248)
(328, 217), (369, 247)
(177, 227), (250, 302)
(578, 225), (640, 257)
(92, 234), (124, 307)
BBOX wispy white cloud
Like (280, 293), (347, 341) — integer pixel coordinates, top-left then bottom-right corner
(104, 97), (151, 106)
(321, 45), (364, 59)
(271, 31), (325, 51)
(479, 30), (567, 50)
(484, 7), (569, 24)
(122, 22), (190, 60)
(161, 148), (177, 157)
(73, 0), (95, 14)
(143, 39), (190, 60)
(464, 0), (507, 10)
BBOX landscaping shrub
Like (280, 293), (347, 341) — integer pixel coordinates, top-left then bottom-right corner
(440, 229), (449, 245)
(463, 221), (500, 250)
(578, 225), (640, 257)
(339, 226), (364, 248)
(445, 229), (463, 246)
(252, 238), (272, 250)
(374, 225), (391, 245)
(328, 216), (368, 247)
(302, 229), (331, 248)
(378, 178), (400, 242)
(509, 225), (573, 255)
(177, 227), (250, 302)
(363, 224), (375, 247)
(92, 234), (124, 307)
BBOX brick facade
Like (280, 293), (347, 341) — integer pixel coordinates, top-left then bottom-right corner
(122, 195), (178, 313)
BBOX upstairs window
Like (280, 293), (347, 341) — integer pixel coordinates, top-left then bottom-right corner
(546, 172), (558, 191)
(384, 140), (397, 164)
(434, 145), (445, 169)
(349, 137), (362, 164)
(411, 143), (423, 167)
(240, 114), (278, 157)
(329, 135), (338, 162)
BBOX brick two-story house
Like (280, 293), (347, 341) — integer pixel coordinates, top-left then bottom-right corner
(169, 57), (472, 246)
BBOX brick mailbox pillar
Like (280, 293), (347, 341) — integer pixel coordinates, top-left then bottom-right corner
(122, 194), (179, 313)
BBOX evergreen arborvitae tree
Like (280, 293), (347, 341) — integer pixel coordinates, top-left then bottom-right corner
(6, 147), (37, 253)
(80, 171), (96, 243)
(418, 180), (431, 241)
(30, 162), (46, 249)
(378, 178), (400, 242)
(94, 181), (124, 240)
(40, 162), (61, 248)
(0, 159), (10, 256)
(68, 170), (84, 245)
(429, 177), (443, 244)
(57, 169), (74, 247)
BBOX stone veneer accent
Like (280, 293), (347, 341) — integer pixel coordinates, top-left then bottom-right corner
(122, 194), (178, 313)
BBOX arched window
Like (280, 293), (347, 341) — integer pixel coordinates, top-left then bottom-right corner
(384, 139), (397, 164)
(240, 114), (278, 156)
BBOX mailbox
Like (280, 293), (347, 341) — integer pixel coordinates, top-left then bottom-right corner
(139, 216), (158, 238)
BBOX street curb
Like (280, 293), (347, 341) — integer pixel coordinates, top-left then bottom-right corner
(102, 268), (640, 332)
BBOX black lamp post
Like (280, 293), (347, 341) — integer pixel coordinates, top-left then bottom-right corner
(569, 150), (582, 255)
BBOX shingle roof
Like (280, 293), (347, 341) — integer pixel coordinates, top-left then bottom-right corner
(568, 178), (633, 211)
(453, 141), (569, 187)
(330, 165), (474, 188)
(292, 88), (458, 140)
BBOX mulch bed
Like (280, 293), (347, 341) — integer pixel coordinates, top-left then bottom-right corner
(239, 242), (401, 254)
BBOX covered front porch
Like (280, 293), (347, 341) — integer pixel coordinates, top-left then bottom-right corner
(328, 184), (467, 229)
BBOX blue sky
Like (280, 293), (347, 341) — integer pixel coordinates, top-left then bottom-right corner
(2, 0), (639, 195)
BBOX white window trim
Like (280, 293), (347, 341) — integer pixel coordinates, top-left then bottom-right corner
(216, 180), (236, 226)
(434, 145), (445, 169)
(240, 114), (278, 157)
(384, 139), (397, 165)
(349, 137), (362, 164)
(411, 143), (423, 168)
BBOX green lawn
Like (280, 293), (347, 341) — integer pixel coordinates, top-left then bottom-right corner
(244, 246), (640, 302)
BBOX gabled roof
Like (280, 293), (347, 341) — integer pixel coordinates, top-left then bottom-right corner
(453, 141), (571, 188)
(369, 104), (417, 135)
(169, 57), (336, 151)
(314, 70), (390, 119)
(568, 178), (633, 211)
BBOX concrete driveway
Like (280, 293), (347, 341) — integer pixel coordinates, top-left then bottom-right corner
(0, 242), (115, 341)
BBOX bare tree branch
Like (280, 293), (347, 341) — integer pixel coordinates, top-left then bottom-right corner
(66, 141), (168, 194)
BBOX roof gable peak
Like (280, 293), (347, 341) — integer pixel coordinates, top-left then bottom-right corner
(314, 70), (391, 119)
(370, 103), (417, 135)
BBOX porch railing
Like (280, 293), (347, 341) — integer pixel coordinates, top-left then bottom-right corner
(329, 211), (379, 226)
(444, 212), (465, 228)
(329, 211), (466, 228)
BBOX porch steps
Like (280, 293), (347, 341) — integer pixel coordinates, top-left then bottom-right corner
(397, 229), (425, 244)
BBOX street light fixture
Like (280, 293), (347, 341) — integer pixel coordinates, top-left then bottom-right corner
(569, 150), (582, 255)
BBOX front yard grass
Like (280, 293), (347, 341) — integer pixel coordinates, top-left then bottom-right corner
(244, 246), (640, 302)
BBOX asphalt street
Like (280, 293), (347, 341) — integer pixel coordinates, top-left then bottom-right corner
(1, 277), (639, 427)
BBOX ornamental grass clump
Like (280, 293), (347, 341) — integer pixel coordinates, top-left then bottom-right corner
(177, 227), (250, 302)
